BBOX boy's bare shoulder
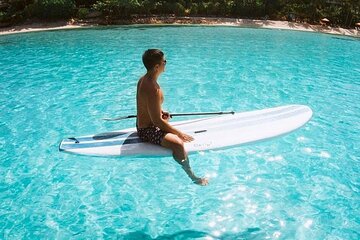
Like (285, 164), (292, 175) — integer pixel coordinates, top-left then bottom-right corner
(138, 77), (161, 99)
(143, 80), (160, 92)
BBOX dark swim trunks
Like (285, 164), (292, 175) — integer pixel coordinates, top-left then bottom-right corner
(136, 125), (166, 145)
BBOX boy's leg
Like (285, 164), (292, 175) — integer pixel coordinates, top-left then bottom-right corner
(161, 133), (208, 186)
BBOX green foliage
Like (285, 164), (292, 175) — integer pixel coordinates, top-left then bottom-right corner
(278, 0), (360, 27)
(0, 11), (8, 22)
(165, 2), (186, 15)
(31, 0), (76, 20)
(140, 0), (155, 15)
(0, 0), (360, 28)
(0, 0), (27, 25)
(75, 0), (98, 7)
(93, 0), (140, 19)
(232, 0), (265, 18)
(189, 3), (198, 15)
(77, 7), (89, 18)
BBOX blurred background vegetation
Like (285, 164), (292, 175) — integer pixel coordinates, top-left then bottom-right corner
(0, 0), (359, 28)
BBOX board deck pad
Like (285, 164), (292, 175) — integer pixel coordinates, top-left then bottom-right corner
(59, 105), (313, 157)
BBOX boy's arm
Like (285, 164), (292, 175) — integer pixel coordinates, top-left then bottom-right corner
(147, 89), (193, 142)
(147, 89), (180, 134)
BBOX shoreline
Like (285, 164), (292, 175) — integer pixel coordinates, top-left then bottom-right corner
(1, 16), (359, 37)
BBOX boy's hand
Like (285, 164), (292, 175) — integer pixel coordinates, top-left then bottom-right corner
(162, 111), (171, 121)
(178, 132), (194, 142)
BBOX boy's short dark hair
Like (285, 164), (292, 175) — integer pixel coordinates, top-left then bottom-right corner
(142, 49), (164, 71)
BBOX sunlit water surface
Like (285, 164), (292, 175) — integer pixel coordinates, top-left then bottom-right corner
(0, 26), (359, 239)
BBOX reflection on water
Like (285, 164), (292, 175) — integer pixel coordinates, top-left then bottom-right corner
(122, 227), (263, 240)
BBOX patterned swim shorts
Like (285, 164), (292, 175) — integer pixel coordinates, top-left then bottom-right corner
(137, 125), (166, 145)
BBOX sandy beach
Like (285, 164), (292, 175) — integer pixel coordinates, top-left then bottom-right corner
(0, 16), (359, 37)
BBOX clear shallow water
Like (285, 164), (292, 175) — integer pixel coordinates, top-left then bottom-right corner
(0, 26), (359, 239)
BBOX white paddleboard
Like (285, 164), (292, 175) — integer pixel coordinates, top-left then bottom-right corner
(59, 105), (312, 157)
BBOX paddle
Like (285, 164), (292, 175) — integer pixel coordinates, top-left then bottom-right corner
(102, 111), (235, 121)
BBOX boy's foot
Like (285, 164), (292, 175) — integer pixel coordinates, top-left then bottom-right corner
(193, 177), (209, 186)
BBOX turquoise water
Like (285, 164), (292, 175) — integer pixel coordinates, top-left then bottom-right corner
(0, 26), (359, 239)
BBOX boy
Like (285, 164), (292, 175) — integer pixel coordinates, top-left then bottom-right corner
(136, 49), (208, 186)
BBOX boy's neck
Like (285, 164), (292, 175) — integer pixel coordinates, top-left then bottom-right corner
(145, 70), (160, 82)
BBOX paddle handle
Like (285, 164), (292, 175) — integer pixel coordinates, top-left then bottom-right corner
(103, 111), (234, 121)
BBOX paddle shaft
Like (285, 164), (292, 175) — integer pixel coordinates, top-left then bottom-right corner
(171, 111), (235, 117)
(103, 111), (235, 121)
